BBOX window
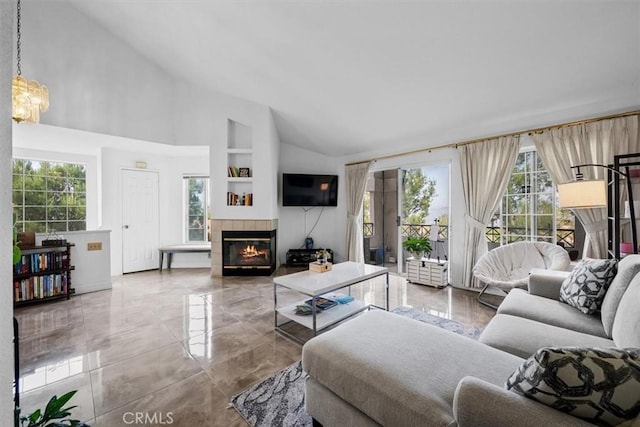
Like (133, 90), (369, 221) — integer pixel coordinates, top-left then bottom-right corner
(496, 150), (575, 246)
(13, 159), (87, 233)
(184, 176), (210, 242)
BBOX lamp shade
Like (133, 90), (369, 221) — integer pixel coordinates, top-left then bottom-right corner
(558, 180), (607, 208)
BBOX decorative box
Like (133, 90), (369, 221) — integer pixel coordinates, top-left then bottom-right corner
(309, 262), (333, 273)
(17, 231), (36, 249)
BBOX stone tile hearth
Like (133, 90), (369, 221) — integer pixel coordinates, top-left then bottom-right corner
(210, 219), (278, 276)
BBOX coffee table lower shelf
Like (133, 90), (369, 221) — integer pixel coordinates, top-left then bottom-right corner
(276, 299), (369, 337)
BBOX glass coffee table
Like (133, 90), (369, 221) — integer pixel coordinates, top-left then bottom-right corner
(273, 261), (389, 343)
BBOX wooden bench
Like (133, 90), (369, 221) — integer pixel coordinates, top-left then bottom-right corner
(158, 244), (211, 271)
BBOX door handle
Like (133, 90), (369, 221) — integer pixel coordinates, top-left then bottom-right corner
(124, 225), (129, 229)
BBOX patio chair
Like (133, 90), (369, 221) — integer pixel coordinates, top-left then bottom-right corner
(472, 241), (570, 309)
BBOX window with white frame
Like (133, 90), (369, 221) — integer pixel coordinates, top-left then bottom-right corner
(13, 159), (87, 233)
(495, 150), (575, 246)
(184, 176), (210, 242)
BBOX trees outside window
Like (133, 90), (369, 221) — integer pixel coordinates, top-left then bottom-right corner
(185, 176), (210, 242)
(13, 159), (87, 233)
(499, 150), (575, 245)
(402, 169), (437, 225)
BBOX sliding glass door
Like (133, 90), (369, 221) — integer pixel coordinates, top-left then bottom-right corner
(397, 165), (449, 273)
(363, 164), (449, 275)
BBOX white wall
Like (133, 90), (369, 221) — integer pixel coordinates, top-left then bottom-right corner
(1, 2), (14, 420)
(200, 92), (280, 221)
(23, 2), (278, 156)
(17, 3), (284, 270)
(101, 146), (209, 275)
(23, 2), (176, 145)
(13, 125), (209, 276)
(278, 143), (346, 264)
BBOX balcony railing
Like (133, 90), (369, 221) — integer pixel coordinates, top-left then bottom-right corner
(366, 222), (575, 247)
(485, 226), (575, 247)
(363, 222), (374, 238)
(401, 224), (449, 240)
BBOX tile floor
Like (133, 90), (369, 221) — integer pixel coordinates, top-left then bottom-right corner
(14, 266), (498, 426)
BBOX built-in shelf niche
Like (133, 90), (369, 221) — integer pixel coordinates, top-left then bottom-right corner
(227, 119), (254, 206)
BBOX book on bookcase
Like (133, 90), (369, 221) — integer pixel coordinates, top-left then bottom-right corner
(227, 191), (253, 206)
(14, 273), (68, 302)
(227, 191), (238, 205)
(13, 243), (74, 306)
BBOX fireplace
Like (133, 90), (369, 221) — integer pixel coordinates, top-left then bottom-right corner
(222, 230), (276, 276)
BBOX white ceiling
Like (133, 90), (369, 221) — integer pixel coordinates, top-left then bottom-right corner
(67, 0), (639, 157)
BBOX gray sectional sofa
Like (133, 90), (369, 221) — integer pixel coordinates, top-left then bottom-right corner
(302, 255), (640, 427)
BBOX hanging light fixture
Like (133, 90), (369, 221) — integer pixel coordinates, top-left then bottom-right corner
(12, 0), (48, 123)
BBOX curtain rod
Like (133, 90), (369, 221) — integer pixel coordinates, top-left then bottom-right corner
(345, 109), (640, 166)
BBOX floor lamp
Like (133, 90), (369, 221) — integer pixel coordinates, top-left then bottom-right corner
(557, 154), (639, 259)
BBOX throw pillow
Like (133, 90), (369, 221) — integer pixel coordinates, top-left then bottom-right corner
(559, 257), (617, 314)
(506, 347), (640, 426)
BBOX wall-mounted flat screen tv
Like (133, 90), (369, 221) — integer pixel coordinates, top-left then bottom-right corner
(282, 173), (339, 207)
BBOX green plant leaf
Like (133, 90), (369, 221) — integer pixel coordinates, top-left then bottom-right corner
(44, 391), (77, 416)
(28, 409), (42, 423)
(46, 409), (74, 420)
(13, 244), (22, 265)
(402, 237), (431, 253)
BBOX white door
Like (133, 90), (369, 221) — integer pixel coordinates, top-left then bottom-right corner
(121, 169), (159, 273)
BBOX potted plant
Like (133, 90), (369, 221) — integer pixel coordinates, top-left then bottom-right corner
(13, 214), (22, 265)
(402, 237), (431, 260)
(315, 249), (331, 264)
(18, 390), (89, 426)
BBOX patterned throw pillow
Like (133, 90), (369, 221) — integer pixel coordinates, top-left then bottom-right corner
(559, 258), (617, 314)
(506, 347), (640, 426)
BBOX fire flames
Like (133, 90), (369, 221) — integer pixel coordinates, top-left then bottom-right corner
(240, 244), (268, 263)
(242, 245), (260, 257)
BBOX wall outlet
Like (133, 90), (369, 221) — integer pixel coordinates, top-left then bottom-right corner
(87, 242), (102, 251)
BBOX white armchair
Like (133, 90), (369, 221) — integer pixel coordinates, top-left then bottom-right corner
(473, 241), (570, 309)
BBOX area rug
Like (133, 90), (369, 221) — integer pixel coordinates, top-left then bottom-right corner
(230, 307), (483, 427)
(390, 306), (483, 339)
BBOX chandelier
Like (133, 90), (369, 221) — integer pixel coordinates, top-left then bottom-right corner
(12, 0), (49, 123)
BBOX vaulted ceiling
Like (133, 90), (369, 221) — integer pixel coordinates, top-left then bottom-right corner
(64, 1), (640, 157)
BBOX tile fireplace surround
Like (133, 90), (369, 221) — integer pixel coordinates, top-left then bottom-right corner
(211, 219), (278, 276)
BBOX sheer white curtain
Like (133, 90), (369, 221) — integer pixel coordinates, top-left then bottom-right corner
(345, 162), (370, 262)
(460, 136), (520, 288)
(533, 115), (640, 258)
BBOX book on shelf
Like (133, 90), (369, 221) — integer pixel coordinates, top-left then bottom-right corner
(15, 251), (64, 275)
(295, 305), (313, 316)
(227, 191), (238, 206)
(304, 297), (338, 311)
(227, 192), (253, 206)
(228, 166), (251, 178)
(228, 166), (242, 177)
(14, 272), (67, 302)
